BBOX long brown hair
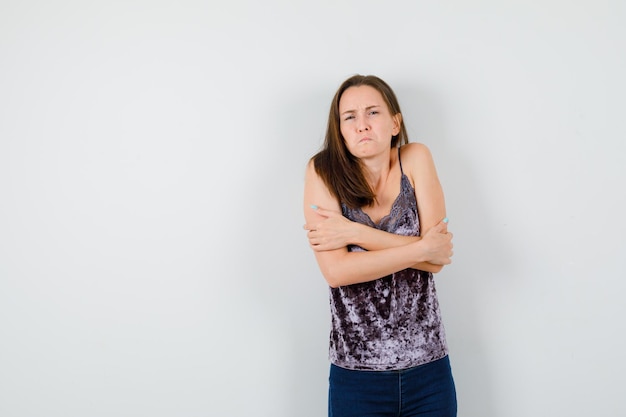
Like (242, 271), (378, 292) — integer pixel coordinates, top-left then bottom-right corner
(312, 74), (409, 208)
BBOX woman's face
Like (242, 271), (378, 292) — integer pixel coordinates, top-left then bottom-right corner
(338, 85), (400, 159)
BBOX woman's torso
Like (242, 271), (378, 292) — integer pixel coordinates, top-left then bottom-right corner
(328, 146), (448, 371)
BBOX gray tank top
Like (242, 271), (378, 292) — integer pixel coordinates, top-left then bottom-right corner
(330, 148), (448, 371)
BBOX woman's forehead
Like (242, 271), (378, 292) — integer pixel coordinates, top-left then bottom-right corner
(339, 85), (385, 111)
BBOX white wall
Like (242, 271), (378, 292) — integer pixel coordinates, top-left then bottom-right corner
(1, 1), (624, 416)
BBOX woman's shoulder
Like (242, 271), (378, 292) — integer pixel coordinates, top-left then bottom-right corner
(399, 142), (434, 164)
(398, 142), (438, 186)
(305, 157), (318, 178)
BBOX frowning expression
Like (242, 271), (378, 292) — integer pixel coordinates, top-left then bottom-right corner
(339, 85), (401, 159)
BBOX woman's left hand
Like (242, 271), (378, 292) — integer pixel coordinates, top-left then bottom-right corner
(304, 206), (356, 251)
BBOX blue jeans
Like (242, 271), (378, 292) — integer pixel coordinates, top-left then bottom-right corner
(328, 356), (457, 417)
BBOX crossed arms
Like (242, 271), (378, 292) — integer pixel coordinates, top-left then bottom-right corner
(303, 143), (454, 288)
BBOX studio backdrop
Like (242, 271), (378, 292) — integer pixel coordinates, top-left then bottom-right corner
(1, 1), (624, 416)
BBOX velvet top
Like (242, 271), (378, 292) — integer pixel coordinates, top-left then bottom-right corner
(330, 155), (448, 371)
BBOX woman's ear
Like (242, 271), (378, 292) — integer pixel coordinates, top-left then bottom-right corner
(392, 113), (402, 135)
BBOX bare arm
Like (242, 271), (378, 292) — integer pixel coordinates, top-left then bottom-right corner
(406, 142), (448, 273)
(303, 143), (450, 274)
(304, 206), (446, 273)
(303, 159), (453, 288)
(304, 205), (418, 249)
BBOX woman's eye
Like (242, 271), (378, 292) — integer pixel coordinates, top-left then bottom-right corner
(369, 111), (379, 116)
(344, 115), (354, 121)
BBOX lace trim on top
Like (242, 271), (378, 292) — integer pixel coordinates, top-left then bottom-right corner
(329, 148), (448, 371)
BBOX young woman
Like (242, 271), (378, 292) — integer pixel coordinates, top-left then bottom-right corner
(303, 75), (457, 416)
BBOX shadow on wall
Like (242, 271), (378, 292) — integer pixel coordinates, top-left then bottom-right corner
(399, 81), (515, 417)
(438, 151), (499, 417)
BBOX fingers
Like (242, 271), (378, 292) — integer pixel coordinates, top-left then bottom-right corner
(310, 204), (342, 218)
(304, 205), (331, 231)
(428, 217), (449, 233)
(310, 204), (328, 217)
(424, 218), (454, 265)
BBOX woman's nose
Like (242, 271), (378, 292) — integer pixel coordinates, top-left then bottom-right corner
(357, 121), (369, 132)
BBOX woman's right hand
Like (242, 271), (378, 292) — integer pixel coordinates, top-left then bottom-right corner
(418, 219), (454, 265)
(304, 206), (357, 251)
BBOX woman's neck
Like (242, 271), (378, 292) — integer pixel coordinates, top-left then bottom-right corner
(361, 149), (395, 193)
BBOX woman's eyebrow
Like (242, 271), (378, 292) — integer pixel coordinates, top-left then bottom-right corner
(340, 105), (380, 115)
